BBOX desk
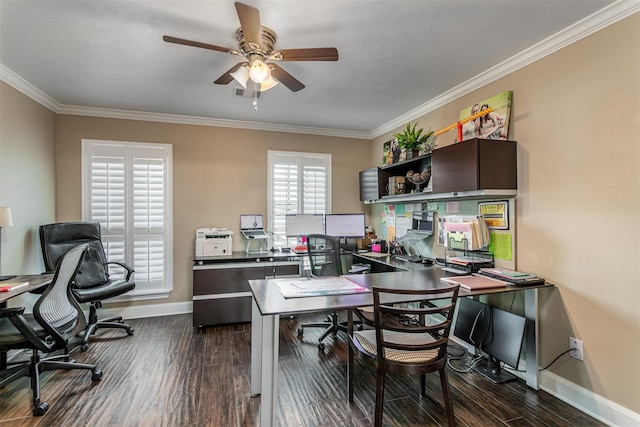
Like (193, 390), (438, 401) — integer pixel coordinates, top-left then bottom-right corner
(0, 274), (53, 370)
(249, 268), (552, 427)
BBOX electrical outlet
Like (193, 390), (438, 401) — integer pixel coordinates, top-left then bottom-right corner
(569, 337), (584, 361)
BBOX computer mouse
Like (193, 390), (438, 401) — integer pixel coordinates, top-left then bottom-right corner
(421, 259), (433, 266)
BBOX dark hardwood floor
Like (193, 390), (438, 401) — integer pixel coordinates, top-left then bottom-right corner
(0, 313), (605, 426)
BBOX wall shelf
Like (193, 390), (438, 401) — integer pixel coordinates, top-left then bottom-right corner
(360, 138), (517, 204)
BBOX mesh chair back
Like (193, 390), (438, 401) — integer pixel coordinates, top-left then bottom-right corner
(40, 222), (109, 288)
(372, 284), (460, 366)
(33, 244), (88, 346)
(306, 234), (343, 277)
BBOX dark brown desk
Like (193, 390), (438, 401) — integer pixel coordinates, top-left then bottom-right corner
(0, 274), (54, 370)
(249, 269), (552, 427)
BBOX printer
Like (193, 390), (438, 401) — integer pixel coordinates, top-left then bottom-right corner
(195, 228), (233, 257)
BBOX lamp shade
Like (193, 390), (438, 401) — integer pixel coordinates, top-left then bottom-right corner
(260, 76), (279, 91)
(0, 207), (12, 227)
(230, 66), (250, 88)
(249, 59), (271, 83)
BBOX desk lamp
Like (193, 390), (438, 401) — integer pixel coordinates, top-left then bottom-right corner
(0, 207), (15, 281)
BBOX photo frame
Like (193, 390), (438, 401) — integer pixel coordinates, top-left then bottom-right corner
(459, 91), (512, 141)
(382, 138), (402, 165)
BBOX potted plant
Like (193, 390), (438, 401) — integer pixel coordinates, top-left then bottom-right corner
(393, 122), (436, 158)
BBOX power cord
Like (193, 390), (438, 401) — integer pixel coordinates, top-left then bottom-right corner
(539, 348), (574, 371)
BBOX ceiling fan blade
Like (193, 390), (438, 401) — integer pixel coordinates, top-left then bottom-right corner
(213, 62), (246, 85)
(270, 63), (305, 92)
(163, 35), (238, 55)
(235, 2), (262, 47)
(272, 48), (339, 62)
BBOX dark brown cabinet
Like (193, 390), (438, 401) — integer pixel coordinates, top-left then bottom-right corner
(193, 258), (299, 328)
(431, 138), (516, 193)
(359, 138), (516, 203)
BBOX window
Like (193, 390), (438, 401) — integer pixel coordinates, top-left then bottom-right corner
(268, 151), (331, 248)
(82, 140), (173, 300)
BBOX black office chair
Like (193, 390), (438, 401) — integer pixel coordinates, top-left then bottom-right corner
(0, 244), (103, 416)
(39, 222), (135, 351)
(297, 234), (369, 350)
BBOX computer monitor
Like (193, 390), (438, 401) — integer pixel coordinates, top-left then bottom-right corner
(285, 214), (324, 237)
(411, 211), (434, 235)
(324, 213), (365, 238)
(453, 298), (526, 383)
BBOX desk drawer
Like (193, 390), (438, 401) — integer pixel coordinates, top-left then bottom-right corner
(193, 295), (252, 327)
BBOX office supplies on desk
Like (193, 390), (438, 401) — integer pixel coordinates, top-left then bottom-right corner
(274, 277), (369, 298)
(478, 268), (545, 286)
(0, 281), (28, 292)
(441, 275), (509, 290)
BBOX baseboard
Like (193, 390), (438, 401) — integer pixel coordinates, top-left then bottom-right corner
(99, 301), (193, 321)
(540, 371), (640, 427)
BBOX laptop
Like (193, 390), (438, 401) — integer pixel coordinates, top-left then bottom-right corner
(240, 214), (269, 239)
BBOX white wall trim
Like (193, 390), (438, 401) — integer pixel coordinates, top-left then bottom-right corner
(99, 301), (193, 321)
(540, 371), (640, 427)
(1, 1), (637, 141)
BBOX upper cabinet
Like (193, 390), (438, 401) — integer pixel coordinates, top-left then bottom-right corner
(360, 138), (517, 204)
(432, 138), (516, 193)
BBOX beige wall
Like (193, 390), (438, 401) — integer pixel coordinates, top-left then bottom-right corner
(371, 15), (640, 413)
(55, 115), (372, 305)
(0, 83), (56, 281)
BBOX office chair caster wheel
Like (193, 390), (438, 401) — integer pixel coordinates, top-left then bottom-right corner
(297, 328), (304, 336)
(33, 401), (49, 416)
(126, 327), (134, 336)
(91, 369), (103, 382)
(317, 342), (325, 351)
(81, 343), (89, 352)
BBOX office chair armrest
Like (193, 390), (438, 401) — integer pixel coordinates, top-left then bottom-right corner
(0, 307), (26, 317)
(106, 261), (134, 280)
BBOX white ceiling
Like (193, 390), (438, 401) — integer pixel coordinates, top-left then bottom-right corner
(0, 0), (631, 139)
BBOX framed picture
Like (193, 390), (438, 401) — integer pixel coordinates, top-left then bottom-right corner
(478, 201), (509, 230)
(382, 138), (402, 165)
(459, 91), (512, 141)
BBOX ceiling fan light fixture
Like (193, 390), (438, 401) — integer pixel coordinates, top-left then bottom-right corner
(260, 76), (279, 91)
(249, 58), (271, 83)
(230, 65), (250, 88)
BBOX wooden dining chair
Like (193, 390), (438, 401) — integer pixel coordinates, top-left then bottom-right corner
(347, 283), (460, 427)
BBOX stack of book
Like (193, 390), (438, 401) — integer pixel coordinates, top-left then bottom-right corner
(477, 268), (545, 286)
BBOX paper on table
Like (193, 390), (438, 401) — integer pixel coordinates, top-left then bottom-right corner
(441, 275), (508, 290)
(273, 277), (370, 298)
(0, 281), (29, 292)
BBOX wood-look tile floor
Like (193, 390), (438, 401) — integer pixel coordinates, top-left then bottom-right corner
(0, 313), (605, 426)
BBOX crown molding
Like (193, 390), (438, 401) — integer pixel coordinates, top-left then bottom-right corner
(0, 64), (59, 111)
(2, 1), (637, 141)
(55, 105), (370, 139)
(368, 0), (640, 140)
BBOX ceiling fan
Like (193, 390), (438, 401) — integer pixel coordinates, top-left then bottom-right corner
(163, 2), (339, 92)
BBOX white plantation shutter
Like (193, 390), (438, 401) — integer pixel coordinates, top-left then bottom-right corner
(83, 140), (173, 298)
(268, 151), (331, 248)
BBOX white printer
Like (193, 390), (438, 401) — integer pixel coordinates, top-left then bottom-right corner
(195, 228), (233, 257)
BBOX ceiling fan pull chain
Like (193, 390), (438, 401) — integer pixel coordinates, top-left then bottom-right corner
(253, 82), (259, 111)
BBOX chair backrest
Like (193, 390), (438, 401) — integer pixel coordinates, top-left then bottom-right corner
(40, 222), (109, 288)
(33, 244), (88, 348)
(372, 284), (460, 367)
(306, 234), (343, 277)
